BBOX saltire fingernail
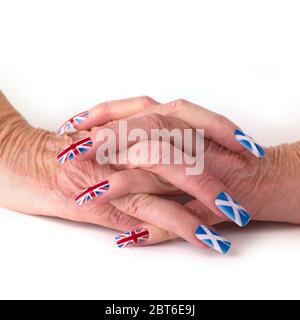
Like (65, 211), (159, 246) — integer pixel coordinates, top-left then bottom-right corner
(215, 191), (251, 227)
(195, 225), (231, 254)
(57, 111), (89, 136)
(115, 227), (150, 248)
(234, 129), (265, 158)
(74, 180), (110, 206)
(56, 137), (93, 164)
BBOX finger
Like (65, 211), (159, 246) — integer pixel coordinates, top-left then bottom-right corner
(73, 169), (176, 207)
(61, 113), (196, 162)
(113, 224), (178, 248)
(71, 165), (232, 252)
(79, 203), (177, 247)
(56, 96), (159, 135)
(136, 100), (265, 157)
(112, 193), (231, 254)
(66, 97), (264, 158)
(185, 200), (225, 226)
(113, 140), (252, 227)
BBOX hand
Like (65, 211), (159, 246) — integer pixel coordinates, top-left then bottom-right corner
(0, 92), (176, 247)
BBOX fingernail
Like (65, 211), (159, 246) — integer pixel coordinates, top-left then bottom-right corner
(74, 180), (110, 206)
(56, 137), (93, 164)
(234, 129), (265, 158)
(115, 227), (150, 248)
(57, 111), (89, 135)
(215, 192), (251, 227)
(195, 225), (231, 254)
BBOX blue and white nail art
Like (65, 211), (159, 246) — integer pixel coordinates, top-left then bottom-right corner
(195, 225), (231, 254)
(234, 129), (265, 158)
(215, 192), (251, 227)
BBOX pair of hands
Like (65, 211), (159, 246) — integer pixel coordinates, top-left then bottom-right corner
(1, 93), (299, 254)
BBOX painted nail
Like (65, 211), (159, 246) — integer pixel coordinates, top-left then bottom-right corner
(56, 137), (93, 164)
(74, 180), (110, 206)
(215, 192), (251, 227)
(195, 225), (231, 254)
(57, 111), (89, 136)
(234, 129), (265, 158)
(115, 227), (150, 248)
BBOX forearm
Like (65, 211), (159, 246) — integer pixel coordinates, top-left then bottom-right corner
(0, 92), (28, 160)
(0, 92), (50, 178)
(0, 91), (23, 123)
(0, 92), (60, 212)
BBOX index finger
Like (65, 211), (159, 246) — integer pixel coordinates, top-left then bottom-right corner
(58, 97), (265, 158)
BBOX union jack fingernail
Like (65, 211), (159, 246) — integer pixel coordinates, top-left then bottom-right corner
(234, 129), (265, 158)
(195, 225), (231, 254)
(74, 180), (110, 206)
(215, 192), (251, 227)
(56, 137), (93, 164)
(115, 227), (150, 248)
(57, 111), (89, 136)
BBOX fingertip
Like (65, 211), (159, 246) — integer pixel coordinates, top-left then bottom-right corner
(215, 192), (252, 228)
(114, 227), (150, 248)
(55, 137), (93, 164)
(194, 225), (232, 254)
(234, 128), (265, 159)
(56, 111), (89, 135)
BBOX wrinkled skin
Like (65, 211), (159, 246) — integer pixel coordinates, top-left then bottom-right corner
(1, 92), (300, 247)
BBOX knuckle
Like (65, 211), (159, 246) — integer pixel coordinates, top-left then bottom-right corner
(93, 101), (112, 117)
(174, 98), (188, 108)
(114, 170), (132, 188)
(138, 96), (156, 107)
(212, 113), (228, 129)
(124, 194), (156, 217)
(107, 206), (138, 228)
(157, 229), (176, 242)
(168, 99), (189, 115)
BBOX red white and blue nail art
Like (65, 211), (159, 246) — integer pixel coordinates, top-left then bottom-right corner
(234, 129), (265, 158)
(195, 225), (231, 254)
(215, 192), (251, 227)
(56, 137), (93, 164)
(74, 180), (110, 206)
(115, 227), (150, 248)
(57, 111), (89, 136)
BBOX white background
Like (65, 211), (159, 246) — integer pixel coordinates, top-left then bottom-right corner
(1, 0), (300, 300)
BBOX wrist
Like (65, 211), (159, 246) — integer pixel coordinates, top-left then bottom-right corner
(0, 116), (71, 213)
(0, 92), (28, 160)
(253, 143), (300, 224)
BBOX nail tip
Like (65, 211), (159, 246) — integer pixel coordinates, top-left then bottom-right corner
(234, 128), (265, 158)
(215, 192), (252, 227)
(73, 180), (110, 206)
(258, 148), (266, 159)
(240, 215), (251, 227)
(55, 137), (93, 163)
(220, 243), (231, 254)
(195, 225), (231, 255)
(115, 228), (150, 248)
(56, 111), (89, 136)
(234, 129), (241, 136)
